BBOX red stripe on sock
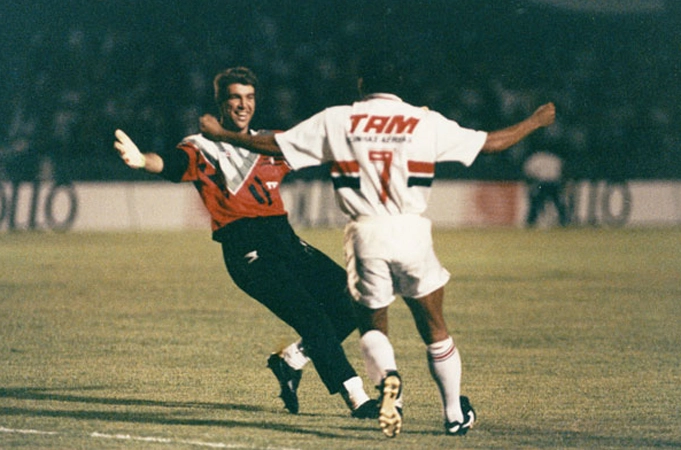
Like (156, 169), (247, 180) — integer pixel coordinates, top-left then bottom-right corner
(430, 342), (456, 363)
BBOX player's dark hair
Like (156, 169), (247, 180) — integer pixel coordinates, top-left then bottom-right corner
(213, 67), (259, 105)
(357, 51), (404, 96)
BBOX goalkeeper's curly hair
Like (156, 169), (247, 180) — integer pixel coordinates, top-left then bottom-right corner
(213, 67), (259, 105)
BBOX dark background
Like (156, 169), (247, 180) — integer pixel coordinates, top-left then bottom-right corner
(1, 0), (679, 183)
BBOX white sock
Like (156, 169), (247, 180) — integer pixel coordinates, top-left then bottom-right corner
(427, 336), (463, 423)
(359, 330), (398, 386)
(281, 341), (309, 371)
(342, 376), (371, 409)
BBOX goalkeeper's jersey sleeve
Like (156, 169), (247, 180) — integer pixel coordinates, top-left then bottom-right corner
(165, 132), (290, 232)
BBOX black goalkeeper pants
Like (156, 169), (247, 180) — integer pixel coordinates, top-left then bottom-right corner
(216, 215), (358, 394)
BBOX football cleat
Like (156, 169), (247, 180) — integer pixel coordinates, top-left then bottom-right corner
(350, 399), (380, 419)
(267, 353), (302, 414)
(445, 396), (476, 436)
(378, 371), (403, 438)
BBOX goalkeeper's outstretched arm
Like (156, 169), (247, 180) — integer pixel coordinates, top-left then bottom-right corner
(113, 129), (164, 173)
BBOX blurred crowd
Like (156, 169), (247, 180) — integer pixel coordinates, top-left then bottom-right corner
(1, 2), (679, 183)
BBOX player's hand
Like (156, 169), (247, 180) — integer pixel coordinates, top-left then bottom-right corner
(114, 129), (146, 169)
(199, 114), (225, 141)
(532, 102), (556, 128)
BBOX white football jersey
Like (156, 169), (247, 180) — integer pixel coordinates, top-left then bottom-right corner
(275, 94), (487, 218)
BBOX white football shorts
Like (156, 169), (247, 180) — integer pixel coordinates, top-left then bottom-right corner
(343, 214), (451, 309)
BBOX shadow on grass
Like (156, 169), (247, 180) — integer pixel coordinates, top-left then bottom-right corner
(0, 387), (363, 440)
(340, 421), (681, 448)
(0, 387), (259, 412)
(478, 423), (681, 449)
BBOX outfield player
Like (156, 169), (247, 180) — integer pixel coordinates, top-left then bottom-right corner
(198, 57), (556, 437)
(113, 67), (378, 419)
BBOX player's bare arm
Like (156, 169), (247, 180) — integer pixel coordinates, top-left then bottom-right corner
(113, 129), (164, 173)
(199, 114), (283, 156)
(481, 102), (556, 153)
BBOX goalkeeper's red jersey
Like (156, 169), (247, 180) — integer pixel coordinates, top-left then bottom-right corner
(167, 132), (290, 233)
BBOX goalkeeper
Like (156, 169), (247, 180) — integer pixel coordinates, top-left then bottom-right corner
(113, 67), (377, 419)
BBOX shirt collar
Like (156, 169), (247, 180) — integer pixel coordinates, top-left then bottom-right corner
(364, 93), (403, 102)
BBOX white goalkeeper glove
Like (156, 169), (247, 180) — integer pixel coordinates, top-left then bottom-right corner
(114, 129), (146, 169)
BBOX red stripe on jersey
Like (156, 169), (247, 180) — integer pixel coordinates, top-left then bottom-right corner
(408, 160), (435, 174)
(331, 160), (360, 175)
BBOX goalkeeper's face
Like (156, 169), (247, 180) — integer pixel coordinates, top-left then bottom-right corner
(219, 83), (256, 133)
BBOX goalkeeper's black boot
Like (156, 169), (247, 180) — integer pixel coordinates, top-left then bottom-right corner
(350, 398), (380, 419)
(267, 353), (302, 414)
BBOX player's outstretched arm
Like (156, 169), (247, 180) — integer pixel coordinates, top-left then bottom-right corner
(481, 102), (556, 153)
(199, 114), (283, 156)
(113, 129), (164, 173)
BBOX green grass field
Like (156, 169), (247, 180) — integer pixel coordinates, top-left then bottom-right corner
(1, 227), (679, 449)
